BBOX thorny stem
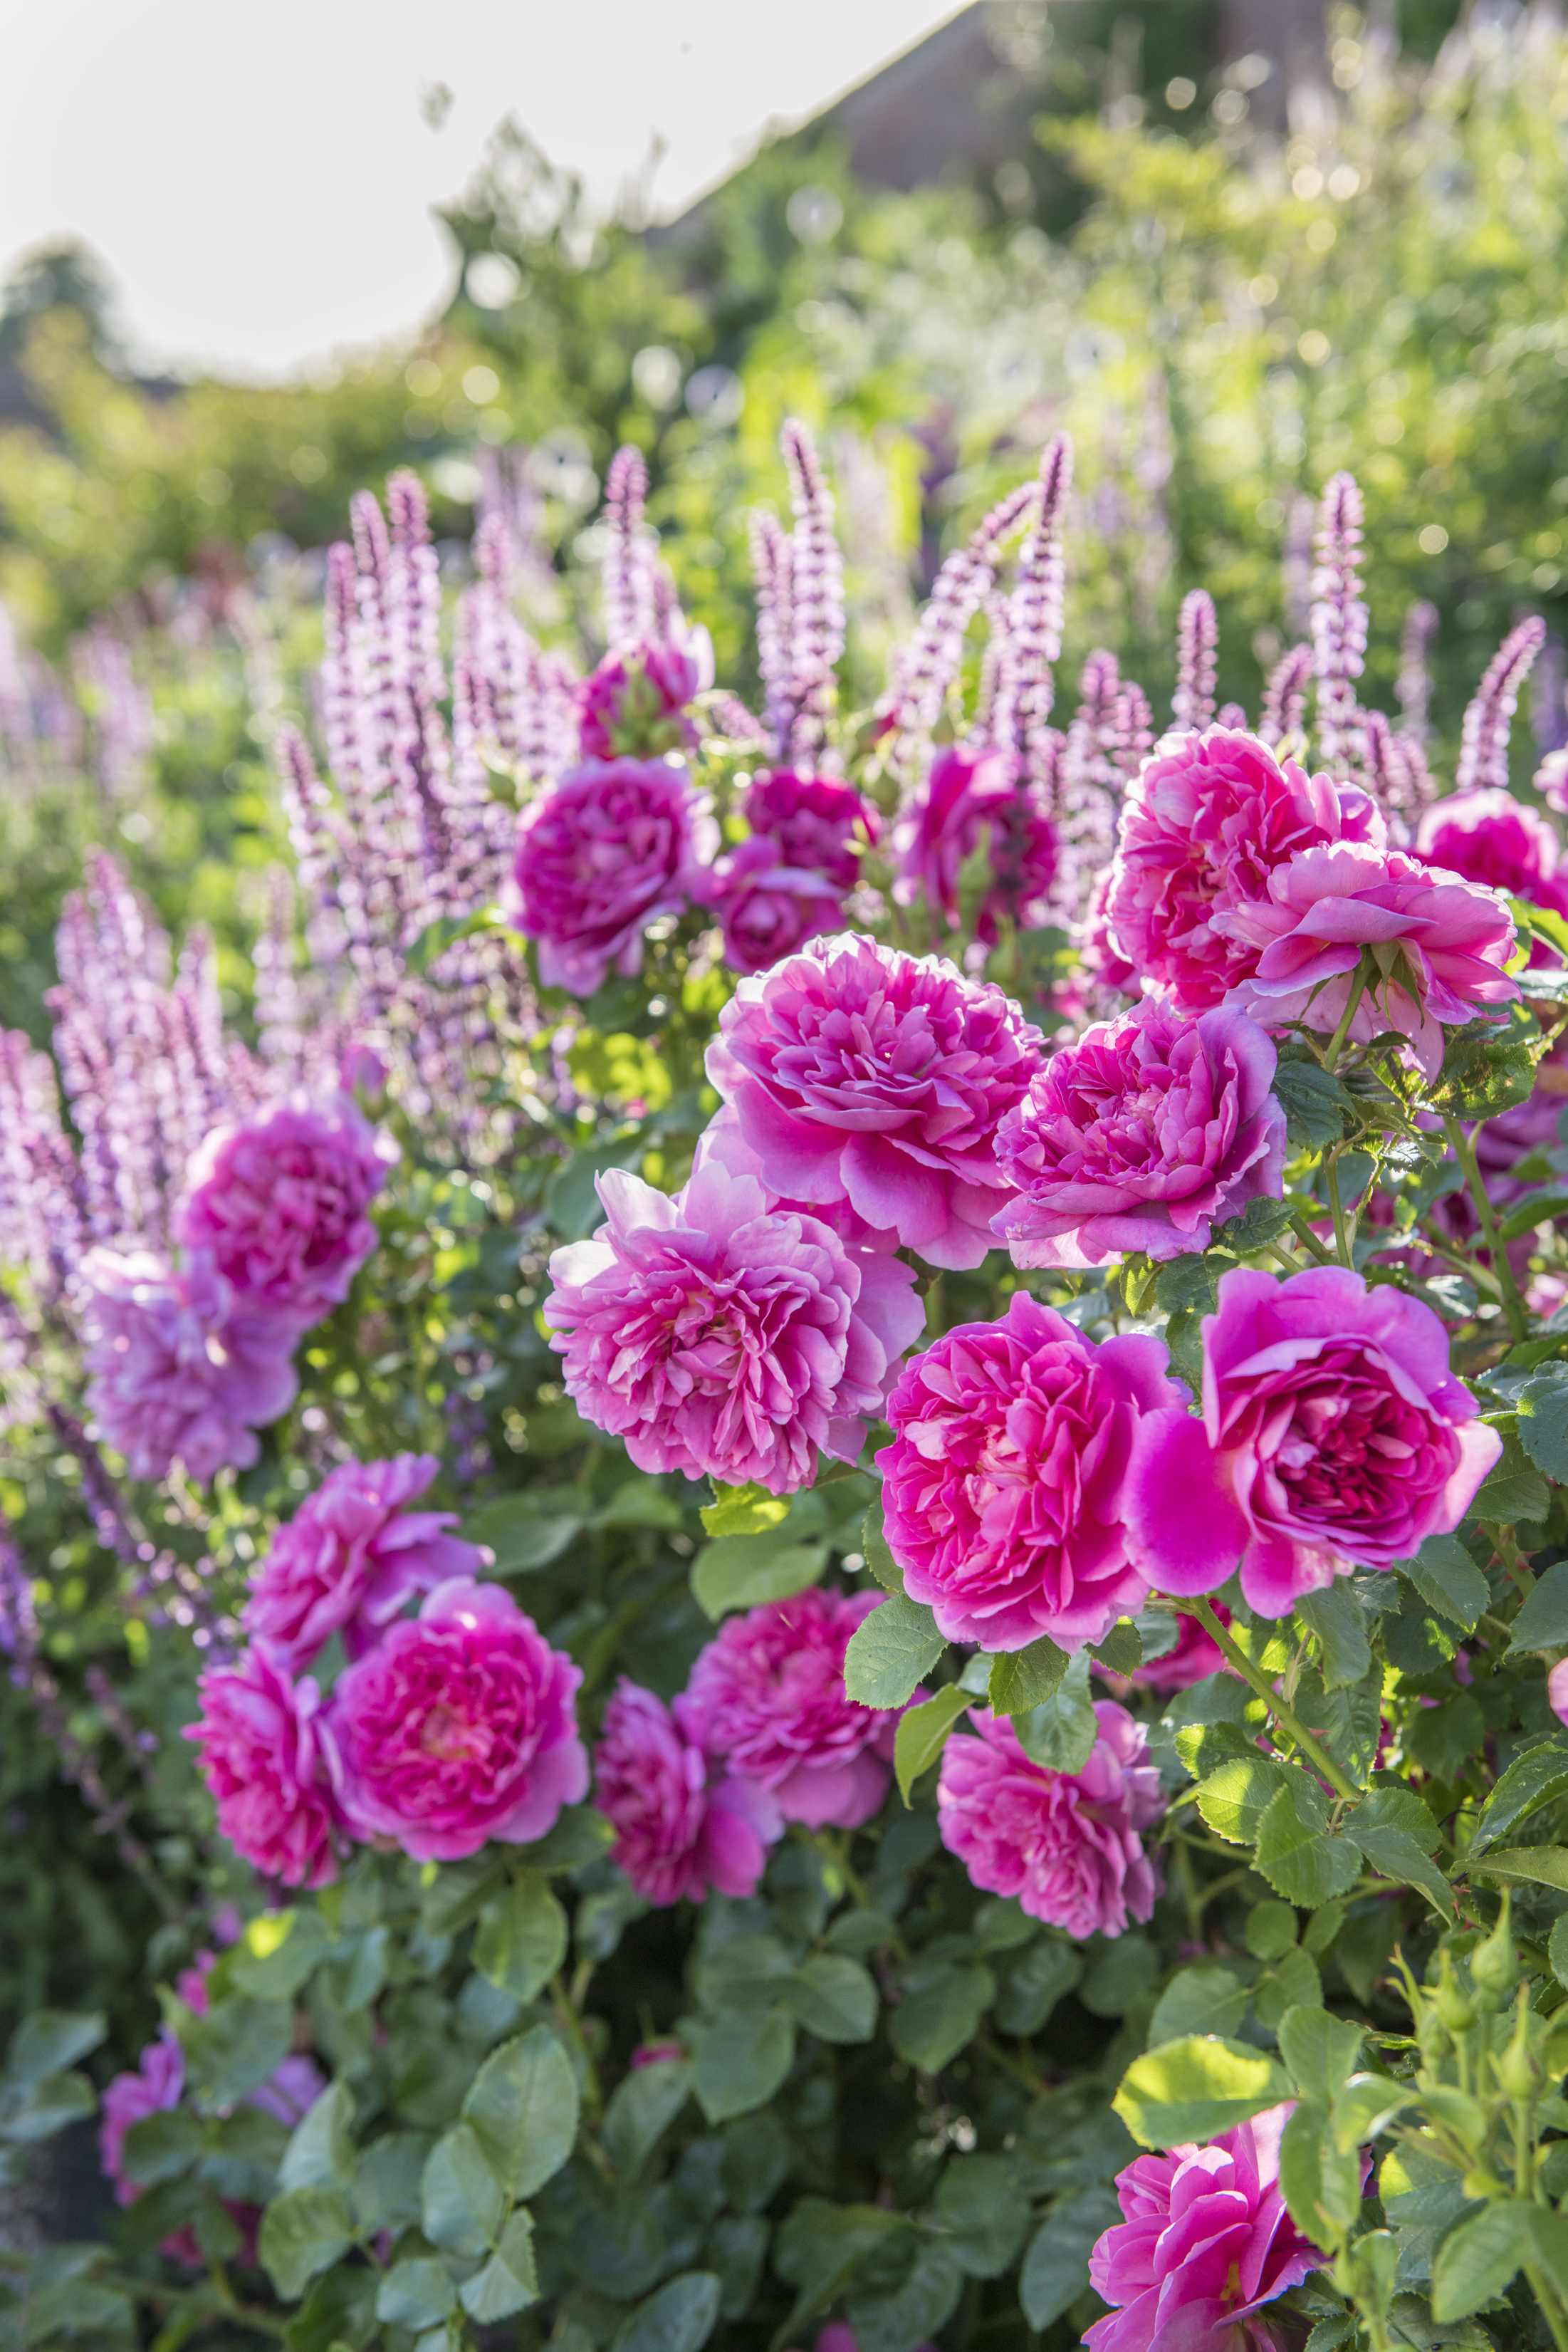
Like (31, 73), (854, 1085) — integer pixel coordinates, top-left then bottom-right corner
(1182, 1597), (1363, 1802)
(1443, 1111), (1530, 1343)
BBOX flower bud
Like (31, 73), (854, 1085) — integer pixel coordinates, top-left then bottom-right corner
(1498, 1992), (1539, 2104)
(1470, 1891), (1517, 2007)
(1417, 2005), (1452, 2067)
(1435, 1950), (1475, 2035)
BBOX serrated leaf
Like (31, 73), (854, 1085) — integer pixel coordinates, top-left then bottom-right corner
(1431, 2199), (1535, 2321)
(1253, 1947), (1323, 2029)
(1147, 1967), (1248, 2047)
(684, 2007), (795, 2123)
(278, 2081), (355, 2193)
(1253, 1784), (1362, 1908)
(861, 1507), (904, 1593)
(258, 2185), (354, 2301)
(460, 2208), (539, 2323)
(1089, 1619), (1143, 1676)
(1396, 1536), (1489, 1633)
(1276, 2006), (1365, 2106)
(419, 1851), (508, 1938)
(1507, 1562), (1568, 1653)
(610, 2272), (721, 2352)
(847, 2238), (964, 2352)
(933, 2152), (1030, 2279)
(474, 1876), (568, 2002)
(1475, 1441), (1551, 1526)
(1295, 1583), (1371, 1690)
(893, 1685), (969, 1803)
(843, 1596), (946, 1708)
(462, 2026), (579, 2198)
(376, 2257), (458, 2330)
(1465, 1844), (1568, 1894)
(603, 2059), (692, 2177)
(986, 1635), (1070, 1717)
(1113, 2036), (1292, 2149)
(1196, 1754), (1295, 1846)
(1470, 1735), (1568, 1853)
(1013, 1651), (1097, 1775)
(1273, 1060), (1356, 1149)
(422, 2120), (505, 2257)
(785, 1955), (878, 2045)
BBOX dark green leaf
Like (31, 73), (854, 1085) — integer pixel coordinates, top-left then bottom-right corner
(893, 1685), (968, 1803)
(1154, 1254), (1221, 1315)
(121, 2108), (203, 2187)
(419, 1851), (507, 1937)
(545, 1134), (647, 1239)
(258, 2186), (354, 2301)
(276, 2083), (355, 2196)
(993, 1938), (1082, 2036)
(1295, 1583), (1371, 1690)
(474, 1875), (568, 2002)
(1519, 1374), (1568, 1483)
(1077, 1935), (1159, 2019)
(460, 2209), (539, 2323)
(843, 1596), (946, 1707)
(685, 2008), (795, 2123)
(375, 2257), (458, 2331)
(1431, 2200), (1535, 2322)
(1089, 1619), (1144, 1677)
(1470, 1736), (1568, 1853)
(6, 2012), (105, 2091)
(1465, 1845), (1568, 1894)
(1278, 2098), (1362, 2249)
(1245, 1901), (1299, 1961)
(1431, 1019), (1537, 1120)
(861, 1506), (904, 1593)
(1499, 1190), (1568, 1244)
(462, 1493), (582, 1573)
(422, 2120), (505, 2257)
(1013, 1652), (1097, 1775)
(350, 2133), (429, 2233)
(603, 2059), (692, 2176)
(1508, 1563), (1568, 1653)
(1475, 1440), (1551, 1527)
(1253, 1947), (1324, 2029)
(1347, 1822), (1453, 1914)
(986, 1635), (1070, 1717)
(888, 1962), (994, 2072)
(181, 1996), (293, 2114)
(1019, 2187), (1122, 2331)
(847, 2240), (964, 2352)
(785, 1956), (877, 2045)
(610, 2272), (721, 2352)
(1114, 2036), (1292, 2150)
(934, 2153), (1030, 2279)
(1396, 1536), (1489, 1633)
(463, 2026), (579, 2197)
(772, 2200), (913, 2344)
(1273, 1061), (1356, 1149)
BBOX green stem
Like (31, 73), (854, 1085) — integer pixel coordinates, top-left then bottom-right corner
(1443, 1112), (1530, 1343)
(1183, 1597), (1363, 1801)
(1286, 1209), (1334, 1265)
(1322, 963), (1369, 1073)
(1324, 1154), (1353, 1269)
(1526, 2262), (1568, 2352)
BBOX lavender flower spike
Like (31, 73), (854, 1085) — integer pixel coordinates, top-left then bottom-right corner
(992, 433), (1072, 785)
(602, 445), (656, 648)
(1457, 615), (1547, 795)
(887, 479), (1036, 739)
(1310, 470), (1369, 766)
(1258, 643), (1312, 747)
(780, 419), (846, 766)
(1397, 599), (1440, 745)
(1171, 590), (1218, 732)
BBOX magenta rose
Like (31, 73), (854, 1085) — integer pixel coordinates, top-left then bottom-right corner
(1085, 2105), (1325, 2352)
(1105, 727), (1383, 1009)
(81, 1247), (297, 1483)
(892, 741), (1056, 937)
(993, 999), (1286, 1269)
(243, 1452), (482, 1671)
(681, 1587), (910, 1829)
(936, 1701), (1164, 1939)
(184, 1645), (342, 1888)
(1119, 1605), (1233, 1695)
(1126, 1266), (1502, 1618)
(712, 836), (845, 977)
(594, 1679), (782, 1904)
(575, 638), (703, 761)
(1418, 787), (1568, 918)
(706, 932), (1045, 1269)
(1218, 841), (1520, 1078)
(544, 1156), (922, 1495)
(510, 758), (714, 999)
(877, 1292), (1186, 1651)
(743, 770), (878, 892)
(327, 1578), (587, 1863)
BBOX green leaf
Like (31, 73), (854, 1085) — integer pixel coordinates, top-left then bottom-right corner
(993, 1937), (1082, 2036)
(888, 1962), (995, 2072)
(23, 2277), (135, 2342)
(610, 2272), (721, 2352)
(1500, 1191), (1568, 1244)
(1343, 1803), (1454, 1915)
(1245, 1901), (1299, 1962)
(701, 1482), (790, 1539)
(545, 1133), (647, 1239)
(474, 1875), (568, 2002)
(847, 2239), (964, 2352)
(3, 2068), (97, 2141)
(1431, 1018), (1538, 1120)
(1517, 1375), (1568, 1484)
(462, 2026), (580, 2197)
(772, 2199), (913, 2344)
(279, 2082), (356, 2194)
(893, 1685), (969, 1802)
(287, 2260), (380, 2352)
(258, 2185), (354, 2301)
(1507, 1562), (1568, 1653)
(460, 2208), (540, 2323)
(6, 2011), (105, 2090)
(462, 1494), (583, 1573)
(1278, 2098), (1362, 2249)
(228, 1909), (333, 2000)
(934, 2152), (1030, 2279)
(1019, 2187), (1122, 2331)
(1273, 1060), (1356, 1150)
(1154, 1253), (1221, 1315)
(1475, 1440), (1551, 1526)
(1148, 1967), (1248, 2046)
(603, 2059), (692, 2176)
(1470, 1736), (1568, 1853)
(861, 1506), (904, 1593)
(422, 2119), (505, 2257)
(691, 1530), (827, 1621)
(1114, 2036), (1293, 2149)
(986, 1635), (1071, 1717)
(1277, 2006), (1364, 2106)
(1396, 1536), (1489, 1633)
(419, 1851), (507, 1937)
(350, 2133), (429, 2233)
(181, 1995), (293, 2114)
(785, 1955), (878, 2045)
(1253, 1783), (1362, 1908)
(375, 2257), (459, 2331)
(1431, 2199), (1535, 2322)
(1013, 1652), (1098, 1775)
(1464, 1845), (1568, 1894)
(843, 1596), (946, 1707)
(1295, 1583), (1371, 1690)
(517, 1801), (617, 1873)
(1196, 1754), (1295, 1847)
(1089, 1618), (1143, 1677)
(1253, 1948), (1323, 2030)
(685, 2007), (796, 2123)
(120, 2108), (203, 2187)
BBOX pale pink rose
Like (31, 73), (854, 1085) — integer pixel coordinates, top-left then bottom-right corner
(81, 1247), (297, 1484)
(1125, 1266), (1502, 1618)
(1218, 841), (1519, 1078)
(711, 836), (845, 976)
(509, 759), (714, 999)
(936, 1702), (1164, 1939)
(1105, 728), (1384, 1009)
(681, 1588), (910, 1829)
(184, 1645), (342, 1888)
(743, 771), (878, 893)
(545, 1157), (921, 1495)
(993, 999), (1286, 1269)
(575, 638), (704, 761)
(326, 1578), (587, 1864)
(705, 932), (1045, 1270)
(1085, 2104), (1325, 2352)
(892, 742), (1056, 938)
(594, 1679), (782, 1905)
(243, 1452), (482, 1671)
(877, 1292), (1186, 1653)
(1417, 787), (1568, 920)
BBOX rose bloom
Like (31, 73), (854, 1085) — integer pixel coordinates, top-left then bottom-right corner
(82, 1247), (297, 1483)
(1417, 787), (1568, 921)
(1085, 2105), (1325, 2352)
(993, 999), (1286, 1269)
(575, 637), (705, 761)
(1127, 1266), (1502, 1618)
(682, 1587), (909, 1829)
(510, 759), (714, 999)
(936, 1701), (1164, 1939)
(243, 1452), (482, 1672)
(594, 1679), (782, 1904)
(1549, 1659), (1568, 1727)
(706, 932), (1045, 1269)
(178, 1090), (397, 1329)
(743, 771), (878, 893)
(878, 1292), (1186, 1652)
(1219, 841), (1520, 1078)
(712, 836), (845, 977)
(1128, 1606), (1232, 1694)
(1105, 727), (1383, 1009)
(327, 1578), (587, 1863)
(892, 742), (1056, 937)
(545, 1156), (921, 1496)
(184, 1645), (342, 1888)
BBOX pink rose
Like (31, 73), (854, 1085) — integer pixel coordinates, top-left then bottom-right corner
(1417, 788), (1568, 919)
(936, 1702), (1164, 1938)
(184, 1645), (342, 1889)
(544, 1157), (922, 1496)
(1105, 728), (1384, 1009)
(510, 758), (714, 999)
(1084, 2105), (1324, 2352)
(1126, 1266), (1502, 1618)
(892, 742), (1056, 937)
(593, 1679), (782, 1905)
(993, 999), (1286, 1269)
(1120, 1606), (1233, 1695)
(1548, 1658), (1568, 1727)
(705, 932), (1045, 1270)
(743, 771), (878, 893)
(243, 1452), (482, 1671)
(681, 1587), (909, 1829)
(177, 1091), (397, 1328)
(326, 1578), (587, 1863)
(711, 836), (845, 977)
(575, 638), (706, 761)
(877, 1292), (1186, 1652)
(82, 1247), (297, 1484)
(1218, 841), (1520, 1078)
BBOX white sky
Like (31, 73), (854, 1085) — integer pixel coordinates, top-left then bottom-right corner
(0, 0), (962, 381)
